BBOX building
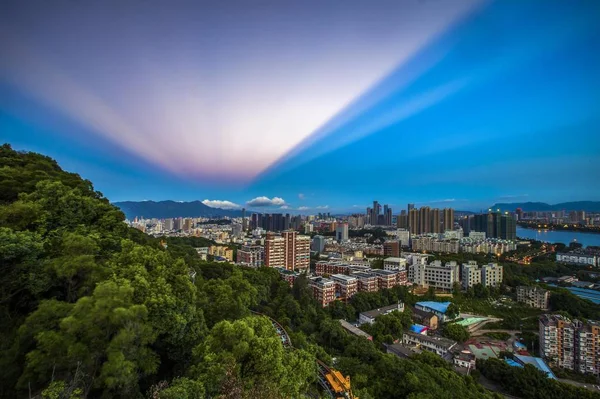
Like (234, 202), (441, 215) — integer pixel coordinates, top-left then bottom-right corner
(264, 231), (310, 271)
(461, 262), (503, 289)
(383, 257), (407, 271)
(358, 303), (405, 325)
(383, 240), (400, 257)
(278, 269), (300, 286)
(387, 343), (422, 359)
(402, 331), (457, 357)
(482, 263), (503, 287)
(415, 301), (453, 322)
(331, 274), (358, 302)
(372, 269), (406, 289)
(335, 223), (349, 243)
(556, 252), (598, 267)
(461, 261), (481, 289)
(311, 235), (325, 253)
(209, 245), (234, 262)
(469, 231), (486, 241)
(339, 320), (373, 340)
(354, 272), (378, 292)
(236, 245), (264, 267)
(310, 277), (336, 307)
(466, 211), (516, 240)
(443, 208), (455, 231)
(454, 351), (476, 369)
(539, 314), (600, 375)
(410, 307), (439, 330)
(411, 236), (459, 253)
(409, 261), (459, 290)
(517, 286), (550, 309)
(397, 229), (410, 247)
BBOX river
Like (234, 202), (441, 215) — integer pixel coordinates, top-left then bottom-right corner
(516, 226), (600, 248)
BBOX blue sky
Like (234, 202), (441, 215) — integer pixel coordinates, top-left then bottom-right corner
(1, 0), (599, 213)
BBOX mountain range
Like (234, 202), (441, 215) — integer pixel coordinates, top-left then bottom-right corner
(489, 201), (600, 212)
(113, 200), (243, 219)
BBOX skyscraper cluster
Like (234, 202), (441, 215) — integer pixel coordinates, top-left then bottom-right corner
(366, 200), (393, 226)
(250, 213), (302, 232)
(403, 205), (454, 235)
(459, 210), (516, 240)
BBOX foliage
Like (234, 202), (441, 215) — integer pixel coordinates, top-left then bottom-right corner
(477, 357), (600, 399)
(443, 324), (470, 342)
(484, 332), (511, 341)
(360, 310), (412, 345)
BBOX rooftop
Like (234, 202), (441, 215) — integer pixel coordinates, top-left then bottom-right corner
(339, 320), (372, 340)
(384, 257), (406, 263)
(404, 331), (457, 349)
(330, 274), (358, 283)
(416, 301), (451, 314)
(387, 343), (422, 358)
(361, 303), (404, 319)
(514, 355), (556, 379)
(410, 324), (428, 334)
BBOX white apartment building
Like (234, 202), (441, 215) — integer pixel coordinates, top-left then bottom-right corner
(461, 261), (481, 289)
(384, 257), (407, 271)
(409, 260), (459, 290)
(461, 262), (504, 289)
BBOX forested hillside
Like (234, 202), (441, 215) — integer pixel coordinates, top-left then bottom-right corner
(0, 143), (504, 398)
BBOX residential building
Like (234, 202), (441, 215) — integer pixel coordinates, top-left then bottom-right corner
(461, 262), (503, 289)
(264, 231), (310, 271)
(539, 314), (600, 375)
(517, 286), (550, 309)
(354, 272), (378, 292)
(278, 269), (300, 286)
(236, 245), (264, 268)
(311, 235), (325, 253)
(331, 274), (358, 302)
(443, 208), (455, 231)
(402, 331), (457, 357)
(397, 229), (410, 247)
(335, 223), (349, 243)
(358, 303), (405, 325)
(454, 352), (476, 369)
(409, 260), (459, 290)
(372, 269), (406, 289)
(310, 277), (336, 307)
(383, 240), (400, 257)
(383, 257), (407, 271)
(410, 307), (439, 330)
(556, 252), (598, 267)
(415, 301), (453, 322)
(209, 245), (234, 262)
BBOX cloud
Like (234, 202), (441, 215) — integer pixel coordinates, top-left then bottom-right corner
(202, 199), (241, 209)
(497, 194), (529, 200)
(298, 193), (305, 200)
(246, 196), (286, 207)
(298, 206), (310, 211)
(316, 205), (329, 209)
(280, 205), (290, 210)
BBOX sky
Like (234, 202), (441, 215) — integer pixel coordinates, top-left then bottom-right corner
(1, 0), (599, 213)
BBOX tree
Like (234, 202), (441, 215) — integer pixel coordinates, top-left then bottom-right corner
(446, 303), (460, 319)
(443, 323), (470, 342)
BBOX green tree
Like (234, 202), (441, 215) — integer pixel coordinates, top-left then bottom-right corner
(443, 323), (470, 342)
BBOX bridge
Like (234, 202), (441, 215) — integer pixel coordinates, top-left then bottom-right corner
(251, 311), (357, 398)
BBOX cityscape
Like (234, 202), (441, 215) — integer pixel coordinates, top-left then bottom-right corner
(2, 1), (600, 399)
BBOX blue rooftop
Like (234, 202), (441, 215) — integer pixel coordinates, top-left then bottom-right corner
(410, 324), (428, 334)
(505, 358), (524, 368)
(416, 301), (451, 314)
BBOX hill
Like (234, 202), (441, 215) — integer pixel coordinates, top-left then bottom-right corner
(489, 201), (600, 212)
(113, 200), (243, 219)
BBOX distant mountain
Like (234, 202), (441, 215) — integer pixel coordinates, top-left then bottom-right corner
(113, 200), (243, 219)
(489, 201), (600, 212)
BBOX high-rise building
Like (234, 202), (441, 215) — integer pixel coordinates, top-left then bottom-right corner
(409, 208), (419, 235)
(385, 206), (393, 226)
(397, 210), (408, 229)
(419, 206), (431, 234)
(242, 208), (248, 231)
(443, 208), (455, 231)
(430, 208), (441, 234)
(335, 223), (349, 243)
(539, 314), (600, 374)
(371, 201), (381, 226)
(366, 207), (372, 225)
(469, 211), (516, 240)
(397, 229), (410, 247)
(312, 235), (325, 253)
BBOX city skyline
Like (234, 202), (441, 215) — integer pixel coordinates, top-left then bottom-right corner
(2, 1), (600, 212)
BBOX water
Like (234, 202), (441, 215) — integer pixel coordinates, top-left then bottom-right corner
(516, 226), (600, 248)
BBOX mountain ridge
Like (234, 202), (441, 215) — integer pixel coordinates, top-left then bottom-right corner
(489, 201), (600, 212)
(113, 200), (244, 219)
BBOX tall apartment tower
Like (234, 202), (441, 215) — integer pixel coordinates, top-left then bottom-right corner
(409, 208), (419, 235)
(385, 206), (393, 226)
(430, 208), (441, 234)
(539, 314), (600, 374)
(265, 230), (310, 271)
(419, 206), (431, 235)
(443, 208), (454, 231)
